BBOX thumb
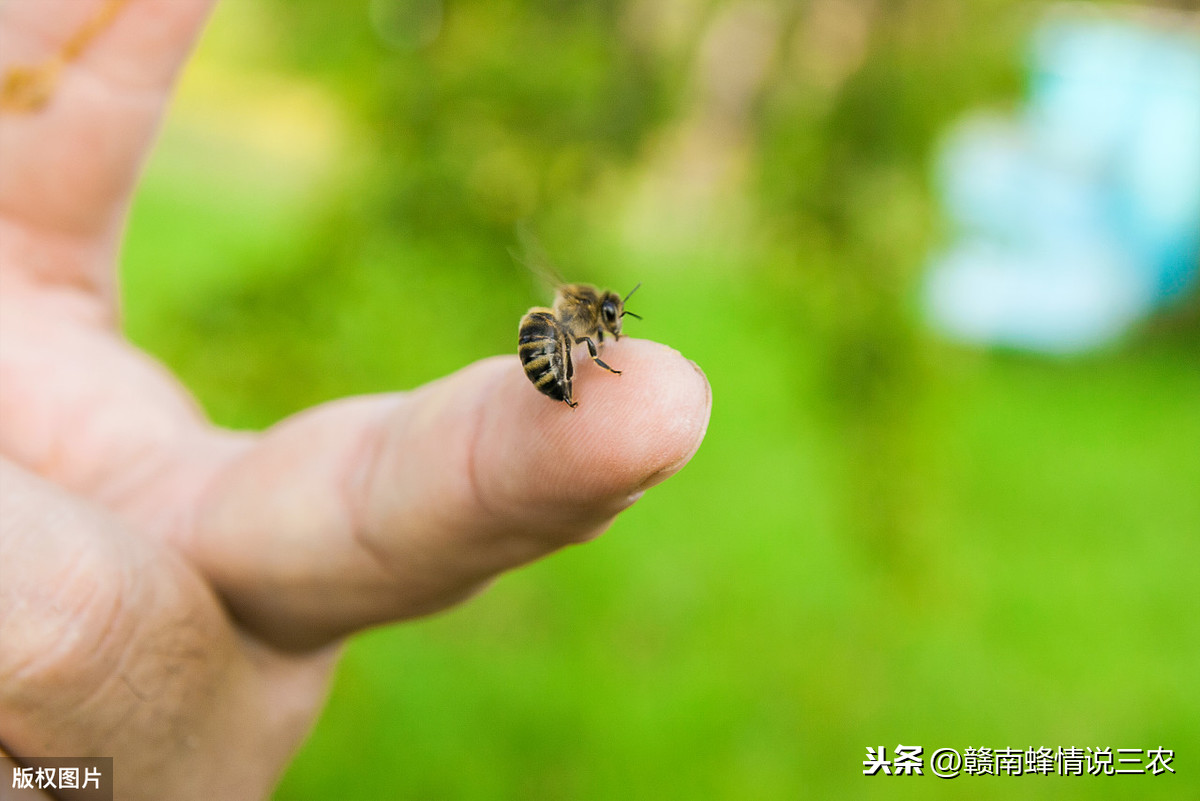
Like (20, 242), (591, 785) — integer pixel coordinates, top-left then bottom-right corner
(188, 339), (711, 650)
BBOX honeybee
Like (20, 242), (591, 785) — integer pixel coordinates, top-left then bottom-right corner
(518, 282), (641, 407)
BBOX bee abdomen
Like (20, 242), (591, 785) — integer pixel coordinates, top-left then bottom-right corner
(518, 309), (574, 405)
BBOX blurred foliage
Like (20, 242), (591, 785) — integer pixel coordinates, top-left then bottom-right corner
(120, 0), (1199, 798)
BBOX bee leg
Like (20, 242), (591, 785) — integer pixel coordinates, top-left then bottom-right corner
(576, 337), (621, 374)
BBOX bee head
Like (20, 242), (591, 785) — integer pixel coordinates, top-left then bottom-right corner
(601, 282), (641, 339)
(599, 292), (623, 338)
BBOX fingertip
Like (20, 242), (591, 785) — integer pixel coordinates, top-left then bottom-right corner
(588, 338), (712, 491)
(476, 338), (711, 525)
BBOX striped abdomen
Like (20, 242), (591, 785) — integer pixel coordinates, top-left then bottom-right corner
(518, 309), (575, 406)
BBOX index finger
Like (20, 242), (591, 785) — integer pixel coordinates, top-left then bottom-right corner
(188, 339), (712, 651)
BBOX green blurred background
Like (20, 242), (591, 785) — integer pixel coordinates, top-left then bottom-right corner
(120, 0), (1199, 798)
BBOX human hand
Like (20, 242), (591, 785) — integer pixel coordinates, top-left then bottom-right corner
(0, 1), (711, 798)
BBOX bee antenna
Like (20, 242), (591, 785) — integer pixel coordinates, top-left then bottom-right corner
(621, 311), (642, 320)
(623, 282), (642, 303)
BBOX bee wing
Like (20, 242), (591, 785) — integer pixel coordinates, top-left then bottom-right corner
(511, 222), (567, 295)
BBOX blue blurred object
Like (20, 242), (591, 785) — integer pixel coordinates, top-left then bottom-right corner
(924, 5), (1200, 352)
